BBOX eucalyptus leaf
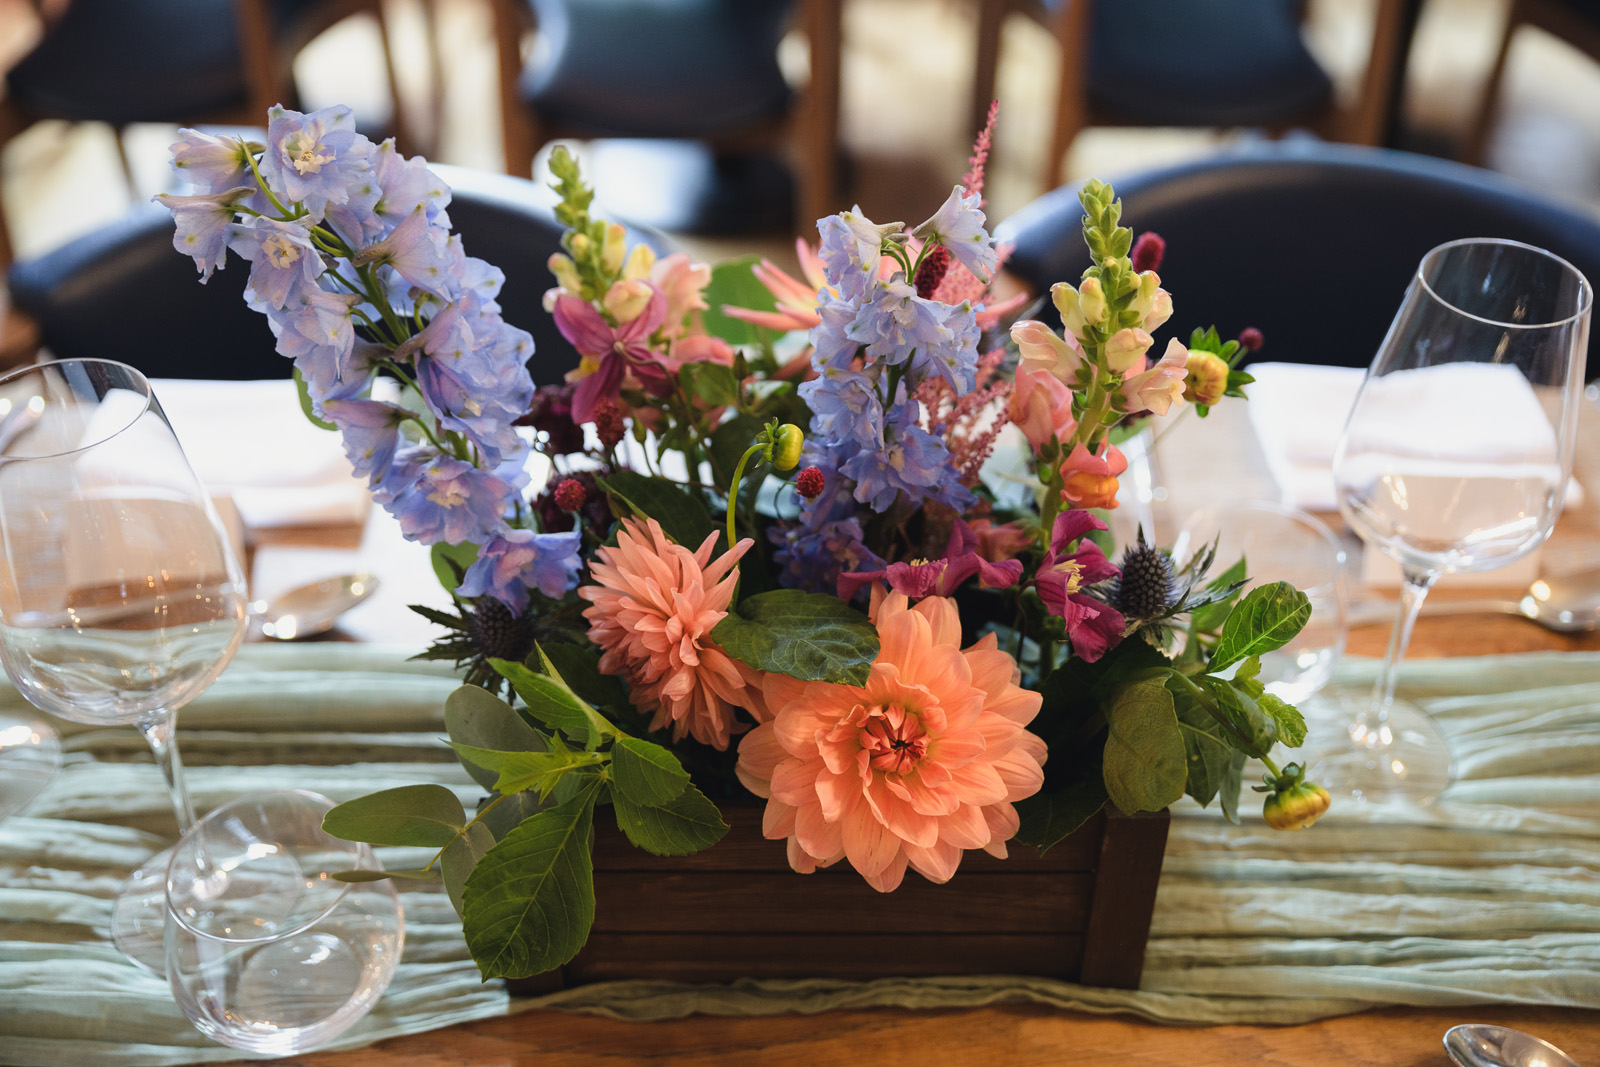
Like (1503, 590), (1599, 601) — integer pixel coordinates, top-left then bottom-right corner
(1208, 581), (1311, 673)
(594, 470), (717, 549)
(441, 820), (496, 918)
(322, 784), (466, 847)
(448, 742), (606, 798)
(611, 737), (691, 806)
(611, 781), (728, 856)
(711, 589), (878, 685)
(430, 542), (479, 595)
(445, 684), (547, 790)
(461, 786), (599, 979)
(1102, 674), (1187, 814)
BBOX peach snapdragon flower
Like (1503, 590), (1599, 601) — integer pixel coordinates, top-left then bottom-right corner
(579, 517), (760, 750)
(735, 591), (1046, 891)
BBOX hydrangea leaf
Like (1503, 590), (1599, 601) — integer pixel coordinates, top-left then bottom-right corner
(712, 589), (879, 686)
(1014, 776), (1109, 854)
(448, 742), (606, 798)
(611, 737), (691, 806)
(1102, 675), (1187, 814)
(611, 781), (728, 856)
(700, 255), (780, 346)
(594, 470), (717, 550)
(1207, 581), (1311, 673)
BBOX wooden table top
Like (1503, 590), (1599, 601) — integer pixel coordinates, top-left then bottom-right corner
(221, 396), (1600, 1067)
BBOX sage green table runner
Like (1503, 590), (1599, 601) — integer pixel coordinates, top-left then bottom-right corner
(3, 647), (1597, 1066)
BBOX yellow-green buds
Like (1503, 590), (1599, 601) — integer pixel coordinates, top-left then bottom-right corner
(1078, 277), (1108, 327)
(1050, 282), (1086, 340)
(602, 278), (654, 323)
(602, 222), (627, 275)
(547, 253), (582, 294)
(1184, 350), (1229, 406)
(623, 242), (656, 280)
(569, 232), (592, 259)
(770, 424), (804, 470)
(1263, 781), (1331, 831)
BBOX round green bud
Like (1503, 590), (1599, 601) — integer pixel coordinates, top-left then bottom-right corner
(770, 424), (804, 471)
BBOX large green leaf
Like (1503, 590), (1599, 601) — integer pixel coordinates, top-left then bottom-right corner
(711, 589), (879, 685)
(611, 737), (691, 806)
(440, 820), (496, 918)
(1210, 677), (1279, 756)
(461, 786), (599, 979)
(1257, 689), (1307, 748)
(322, 784), (466, 847)
(492, 658), (615, 748)
(595, 469), (717, 549)
(449, 742), (606, 798)
(1208, 581), (1311, 673)
(699, 255), (782, 347)
(679, 361), (740, 408)
(538, 643), (628, 711)
(1174, 698), (1236, 808)
(611, 780), (728, 856)
(707, 414), (766, 489)
(445, 684), (547, 790)
(1013, 775), (1109, 854)
(1101, 674), (1188, 814)
(430, 541), (479, 595)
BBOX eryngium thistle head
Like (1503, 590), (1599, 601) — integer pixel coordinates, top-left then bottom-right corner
(467, 597), (535, 664)
(1110, 538), (1176, 620)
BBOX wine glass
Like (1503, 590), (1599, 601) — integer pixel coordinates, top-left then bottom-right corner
(1319, 238), (1589, 805)
(1173, 500), (1348, 704)
(0, 359), (248, 970)
(165, 791), (403, 1053)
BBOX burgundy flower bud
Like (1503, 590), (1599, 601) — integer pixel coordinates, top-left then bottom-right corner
(517, 382), (585, 456)
(1238, 326), (1264, 352)
(1130, 231), (1165, 273)
(593, 398), (626, 451)
(913, 243), (951, 300)
(795, 466), (826, 499)
(554, 478), (587, 510)
(532, 488), (575, 533)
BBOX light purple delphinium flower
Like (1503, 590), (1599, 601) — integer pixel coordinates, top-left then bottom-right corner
(416, 330), (535, 467)
(155, 186), (255, 281)
(798, 367), (884, 450)
(910, 299), (980, 393)
(381, 452), (513, 546)
(231, 216), (325, 310)
(844, 274), (953, 367)
(259, 104), (374, 220)
(352, 205), (456, 300)
(816, 208), (897, 303)
(914, 185), (999, 283)
(169, 129), (254, 194)
(841, 404), (973, 512)
(457, 527), (583, 610)
(321, 397), (411, 484)
(809, 294), (860, 371)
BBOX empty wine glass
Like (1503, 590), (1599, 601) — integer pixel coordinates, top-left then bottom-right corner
(1319, 238), (1589, 805)
(1172, 500), (1348, 704)
(0, 359), (248, 969)
(165, 791), (403, 1054)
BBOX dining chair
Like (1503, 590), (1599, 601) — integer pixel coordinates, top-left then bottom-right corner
(6, 164), (670, 384)
(995, 138), (1600, 380)
(971, 0), (1414, 192)
(0, 0), (418, 265)
(1464, 0), (1600, 165)
(487, 0), (841, 234)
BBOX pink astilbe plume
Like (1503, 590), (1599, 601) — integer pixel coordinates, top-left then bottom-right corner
(962, 101), (999, 208)
(919, 347), (1011, 488)
(579, 517), (762, 750)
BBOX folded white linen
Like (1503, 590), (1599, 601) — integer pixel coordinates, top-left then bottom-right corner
(150, 378), (370, 528)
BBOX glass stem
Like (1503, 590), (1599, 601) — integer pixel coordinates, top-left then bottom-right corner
(1368, 566), (1439, 728)
(137, 714), (195, 835)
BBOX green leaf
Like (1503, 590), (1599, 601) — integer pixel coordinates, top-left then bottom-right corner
(449, 742), (606, 798)
(1208, 581), (1312, 673)
(445, 684), (548, 790)
(293, 366), (339, 431)
(1189, 554), (1247, 633)
(492, 658), (615, 747)
(322, 784), (466, 847)
(1218, 749), (1247, 825)
(611, 737), (691, 806)
(1210, 677), (1279, 756)
(595, 469), (717, 550)
(431, 541), (479, 595)
(1174, 696), (1236, 808)
(477, 790), (546, 842)
(1014, 775), (1109, 854)
(331, 868), (438, 882)
(1102, 674), (1188, 814)
(711, 589), (879, 685)
(441, 820), (496, 918)
(679, 361), (740, 408)
(1257, 689), (1307, 748)
(700, 255), (782, 346)
(461, 786), (599, 979)
(611, 781), (728, 856)
(538, 643), (629, 711)
(410, 603), (467, 631)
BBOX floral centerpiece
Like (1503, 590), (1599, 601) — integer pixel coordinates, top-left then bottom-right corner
(160, 104), (1329, 982)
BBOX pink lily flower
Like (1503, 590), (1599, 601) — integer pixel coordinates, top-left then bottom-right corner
(836, 519), (1023, 600)
(1035, 510), (1125, 662)
(554, 286), (669, 423)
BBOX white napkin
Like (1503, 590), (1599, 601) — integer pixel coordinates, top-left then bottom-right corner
(150, 378), (371, 529)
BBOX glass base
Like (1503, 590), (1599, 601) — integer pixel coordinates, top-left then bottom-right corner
(0, 714), (60, 819)
(1305, 696), (1454, 806)
(112, 845), (175, 976)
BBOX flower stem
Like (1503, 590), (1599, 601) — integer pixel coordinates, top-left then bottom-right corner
(725, 443), (763, 551)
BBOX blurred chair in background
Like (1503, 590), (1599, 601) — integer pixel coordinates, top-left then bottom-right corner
(488, 0), (839, 235)
(1465, 0), (1600, 165)
(0, 0), (418, 263)
(996, 139), (1600, 380)
(7, 164), (668, 383)
(972, 0), (1413, 192)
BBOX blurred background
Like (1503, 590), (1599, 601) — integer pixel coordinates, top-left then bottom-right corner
(2, 0), (1598, 283)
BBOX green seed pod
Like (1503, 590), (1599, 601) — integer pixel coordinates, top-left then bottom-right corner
(1262, 781), (1331, 831)
(770, 424), (804, 471)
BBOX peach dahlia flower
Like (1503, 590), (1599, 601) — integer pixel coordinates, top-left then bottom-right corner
(579, 517), (759, 750)
(735, 591), (1046, 891)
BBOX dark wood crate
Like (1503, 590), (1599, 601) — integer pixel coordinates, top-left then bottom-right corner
(507, 801), (1169, 994)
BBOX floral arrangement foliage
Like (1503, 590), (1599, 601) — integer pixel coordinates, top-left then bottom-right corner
(161, 105), (1328, 982)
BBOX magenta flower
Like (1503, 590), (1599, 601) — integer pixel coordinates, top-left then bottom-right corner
(837, 519), (1023, 600)
(1035, 510), (1125, 663)
(552, 288), (669, 423)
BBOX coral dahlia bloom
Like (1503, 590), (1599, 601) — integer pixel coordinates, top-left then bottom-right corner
(736, 592), (1046, 891)
(579, 517), (759, 750)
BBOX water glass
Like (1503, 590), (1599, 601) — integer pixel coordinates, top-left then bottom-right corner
(165, 791), (403, 1054)
(1172, 501), (1348, 703)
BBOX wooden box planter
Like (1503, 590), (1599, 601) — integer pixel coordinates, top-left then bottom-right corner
(507, 802), (1170, 994)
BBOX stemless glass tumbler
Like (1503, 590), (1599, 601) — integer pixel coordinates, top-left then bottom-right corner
(1322, 238), (1589, 805)
(0, 359), (249, 968)
(165, 791), (403, 1054)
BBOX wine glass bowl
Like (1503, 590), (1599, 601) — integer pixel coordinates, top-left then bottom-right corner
(1318, 238), (1590, 805)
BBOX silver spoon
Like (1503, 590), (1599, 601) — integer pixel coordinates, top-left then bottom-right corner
(249, 573), (380, 640)
(1445, 1024), (1582, 1067)
(1349, 571), (1600, 634)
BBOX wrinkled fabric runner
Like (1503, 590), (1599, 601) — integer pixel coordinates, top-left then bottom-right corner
(2, 647), (1596, 1065)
